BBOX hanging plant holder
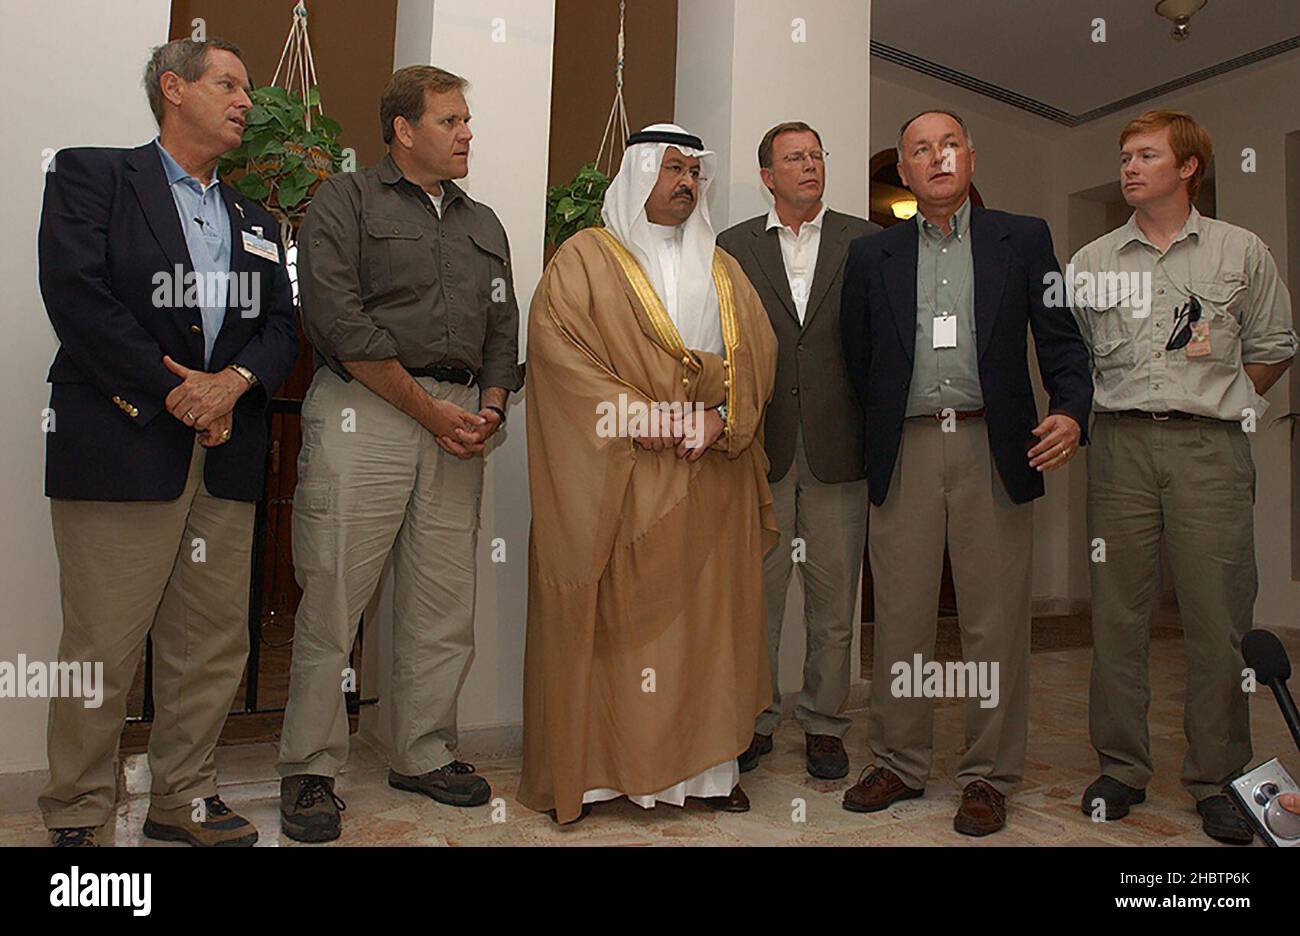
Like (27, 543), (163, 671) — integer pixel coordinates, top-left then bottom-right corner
(546, 0), (630, 248)
(218, 0), (346, 248)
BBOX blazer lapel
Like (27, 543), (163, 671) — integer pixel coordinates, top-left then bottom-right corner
(126, 143), (193, 273)
(971, 206), (1010, 362)
(801, 211), (847, 330)
(882, 225), (919, 362)
(749, 223), (798, 324)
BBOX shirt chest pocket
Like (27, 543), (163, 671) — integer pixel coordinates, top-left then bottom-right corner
(364, 215), (436, 294)
(465, 228), (510, 292)
(1087, 300), (1137, 385)
(1191, 281), (1245, 366)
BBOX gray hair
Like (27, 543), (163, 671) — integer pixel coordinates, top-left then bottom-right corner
(143, 38), (244, 125)
(897, 109), (973, 155)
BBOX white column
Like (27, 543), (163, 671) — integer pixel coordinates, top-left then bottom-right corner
(363, 1), (554, 754)
(0, 0), (172, 778)
(677, 1), (873, 702)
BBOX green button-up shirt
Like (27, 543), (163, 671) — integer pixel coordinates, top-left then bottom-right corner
(298, 154), (522, 391)
(1068, 207), (1296, 420)
(905, 198), (983, 416)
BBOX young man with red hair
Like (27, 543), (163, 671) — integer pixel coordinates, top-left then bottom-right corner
(1069, 110), (1296, 844)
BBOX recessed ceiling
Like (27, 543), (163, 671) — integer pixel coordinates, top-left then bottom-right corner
(871, 0), (1300, 125)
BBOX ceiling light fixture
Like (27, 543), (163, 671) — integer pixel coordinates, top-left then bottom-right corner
(1155, 0), (1208, 42)
(891, 198), (918, 220)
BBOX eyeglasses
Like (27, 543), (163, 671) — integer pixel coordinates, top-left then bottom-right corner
(778, 150), (828, 166)
(1165, 294), (1202, 351)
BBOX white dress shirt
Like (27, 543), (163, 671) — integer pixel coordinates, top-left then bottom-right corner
(765, 203), (826, 325)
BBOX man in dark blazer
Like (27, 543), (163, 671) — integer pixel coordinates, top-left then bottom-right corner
(36, 38), (298, 847)
(838, 110), (1091, 836)
(718, 121), (877, 782)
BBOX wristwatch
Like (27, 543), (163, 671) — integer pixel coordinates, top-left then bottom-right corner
(227, 364), (259, 388)
(484, 404), (507, 427)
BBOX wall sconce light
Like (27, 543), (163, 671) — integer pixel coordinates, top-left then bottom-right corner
(891, 198), (918, 220)
(1155, 0), (1208, 42)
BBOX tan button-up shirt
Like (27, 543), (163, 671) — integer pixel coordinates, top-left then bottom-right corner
(1069, 208), (1295, 420)
(298, 154), (522, 391)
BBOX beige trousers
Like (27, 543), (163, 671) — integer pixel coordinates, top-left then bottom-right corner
(1087, 414), (1256, 801)
(277, 368), (484, 779)
(866, 418), (1032, 795)
(40, 441), (254, 829)
(758, 430), (868, 738)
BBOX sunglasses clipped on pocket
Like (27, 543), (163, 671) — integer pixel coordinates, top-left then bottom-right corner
(1165, 294), (1203, 352)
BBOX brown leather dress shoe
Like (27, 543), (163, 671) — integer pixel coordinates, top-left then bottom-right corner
(953, 780), (1006, 836)
(842, 765), (923, 813)
(702, 785), (750, 812)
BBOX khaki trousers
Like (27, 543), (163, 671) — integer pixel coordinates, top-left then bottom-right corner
(277, 368), (484, 779)
(866, 418), (1032, 794)
(1087, 414), (1256, 801)
(40, 441), (254, 828)
(758, 430), (868, 738)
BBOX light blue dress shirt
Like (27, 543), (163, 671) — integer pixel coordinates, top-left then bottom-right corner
(155, 139), (231, 366)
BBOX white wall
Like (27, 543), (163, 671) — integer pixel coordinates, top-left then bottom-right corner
(0, 0), (173, 775)
(678, 0), (871, 229)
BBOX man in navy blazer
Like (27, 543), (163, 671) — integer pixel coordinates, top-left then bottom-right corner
(37, 38), (297, 847)
(839, 110), (1091, 836)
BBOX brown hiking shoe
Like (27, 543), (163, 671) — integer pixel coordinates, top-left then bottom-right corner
(143, 795), (258, 847)
(281, 774), (346, 843)
(389, 761), (491, 807)
(49, 826), (98, 847)
(702, 785), (750, 812)
(953, 780), (1007, 837)
(842, 765), (924, 813)
(805, 734), (849, 779)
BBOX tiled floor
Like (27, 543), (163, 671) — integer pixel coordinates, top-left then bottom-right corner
(4, 630), (1297, 847)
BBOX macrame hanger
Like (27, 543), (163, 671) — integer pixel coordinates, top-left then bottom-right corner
(270, 1), (321, 131)
(594, 0), (630, 179)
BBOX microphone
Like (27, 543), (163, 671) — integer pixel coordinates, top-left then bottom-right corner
(1242, 629), (1300, 752)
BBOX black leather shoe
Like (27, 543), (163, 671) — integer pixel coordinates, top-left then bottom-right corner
(805, 734), (849, 780)
(1081, 775), (1146, 821)
(1196, 794), (1254, 845)
(702, 785), (750, 812)
(547, 803), (593, 825)
(737, 733), (772, 773)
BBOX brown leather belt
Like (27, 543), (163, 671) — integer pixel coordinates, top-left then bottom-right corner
(907, 407), (986, 422)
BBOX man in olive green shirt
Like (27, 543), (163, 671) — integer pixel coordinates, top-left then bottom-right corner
(277, 66), (521, 842)
(1070, 111), (1296, 844)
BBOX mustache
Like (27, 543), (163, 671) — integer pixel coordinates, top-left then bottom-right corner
(671, 187), (695, 201)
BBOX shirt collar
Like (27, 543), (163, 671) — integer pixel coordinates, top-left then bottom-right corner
(916, 196), (969, 241)
(154, 138), (218, 190)
(379, 153), (467, 207)
(765, 203), (827, 234)
(1118, 205), (1201, 251)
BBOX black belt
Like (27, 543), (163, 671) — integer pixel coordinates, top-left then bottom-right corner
(1106, 409), (1226, 423)
(406, 365), (477, 386)
(906, 407), (986, 422)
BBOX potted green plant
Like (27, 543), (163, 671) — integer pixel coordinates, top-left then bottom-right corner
(218, 85), (345, 246)
(546, 161), (610, 249)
